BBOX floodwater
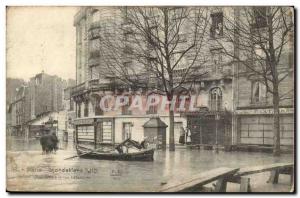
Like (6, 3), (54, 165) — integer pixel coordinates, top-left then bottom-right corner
(6, 136), (294, 192)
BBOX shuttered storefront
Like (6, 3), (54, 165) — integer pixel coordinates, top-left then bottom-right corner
(238, 115), (294, 146)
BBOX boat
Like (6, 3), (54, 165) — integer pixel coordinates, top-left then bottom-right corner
(75, 139), (155, 161)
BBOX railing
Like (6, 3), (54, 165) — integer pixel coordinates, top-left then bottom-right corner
(249, 97), (271, 107)
(71, 82), (86, 96)
(88, 78), (99, 88)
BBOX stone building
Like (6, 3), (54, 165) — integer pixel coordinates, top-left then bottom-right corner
(28, 71), (66, 119)
(71, 7), (236, 147)
(63, 85), (76, 142)
(8, 72), (73, 138)
(71, 7), (294, 149)
(232, 7), (294, 147)
(8, 85), (31, 136)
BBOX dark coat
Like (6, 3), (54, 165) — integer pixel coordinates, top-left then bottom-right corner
(40, 133), (59, 153)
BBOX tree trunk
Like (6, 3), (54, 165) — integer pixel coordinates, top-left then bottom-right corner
(273, 88), (281, 156)
(169, 104), (175, 151)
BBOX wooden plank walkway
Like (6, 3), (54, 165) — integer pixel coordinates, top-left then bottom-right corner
(227, 162), (294, 192)
(159, 167), (239, 192)
(236, 162), (293, 177)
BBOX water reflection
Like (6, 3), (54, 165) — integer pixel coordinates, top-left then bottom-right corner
(6, 136), (294, 192)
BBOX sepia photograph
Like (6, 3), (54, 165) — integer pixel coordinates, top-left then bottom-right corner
(5, 5), (295, 193)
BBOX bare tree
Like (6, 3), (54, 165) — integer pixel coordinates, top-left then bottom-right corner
(99, 7), (209, 151)
(221, 7), (294, 156)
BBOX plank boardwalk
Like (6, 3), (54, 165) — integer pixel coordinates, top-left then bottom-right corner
(227, 162), (294, 192)
(236, 162), (294, 176)
(159, 167), (239, 192)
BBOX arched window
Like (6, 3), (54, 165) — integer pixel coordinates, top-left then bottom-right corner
(84, 101), (89, 117)
(92, 95), (103, 116)
(210, 87), (222, 111)
(77, 102), (81, 118)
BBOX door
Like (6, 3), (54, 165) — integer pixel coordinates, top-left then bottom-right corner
(96, 122), (102, 144)
(122, 123), (132, 141)
(174, 122), (183, 145)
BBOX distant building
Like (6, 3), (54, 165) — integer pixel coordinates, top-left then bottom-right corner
(28, 72), (66, 119)
(8, 86), (31, 136)
(63, 86), (76, 142)
(6, 78), (26, 104)
(7, 71), (75, 138)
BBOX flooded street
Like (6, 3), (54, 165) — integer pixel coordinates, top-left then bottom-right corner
(6, 136), (294, 192)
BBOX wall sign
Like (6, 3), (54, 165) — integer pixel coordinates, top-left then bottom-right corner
(236, 108), (294, 115)
(73, 118), (94, 125)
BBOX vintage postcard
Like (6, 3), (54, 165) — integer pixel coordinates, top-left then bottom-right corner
(6, 6), (295, 192)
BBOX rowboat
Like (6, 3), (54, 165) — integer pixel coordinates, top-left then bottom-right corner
(76, 144), (155, 161)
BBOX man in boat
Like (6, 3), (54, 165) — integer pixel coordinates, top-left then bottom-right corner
(115, 138), (145, 154)
(140, 137), (149, 149)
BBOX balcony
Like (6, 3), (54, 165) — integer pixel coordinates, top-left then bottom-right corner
(88, 78), (99, 88)
(71, 82), (87, 96)
(249, 97), (271, 108)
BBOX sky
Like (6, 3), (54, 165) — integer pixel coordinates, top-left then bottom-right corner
(6, 6), (78, 81)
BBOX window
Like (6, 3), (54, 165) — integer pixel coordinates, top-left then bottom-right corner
(211, 49), (223, 73)
(210, 87), (222, 111)
(121, 96), (132, 115)
(210, 12), (223, 39)
(251, 81), (267, 103)
(84, 101), (89, 117)
(173, 51), (188, 69)
(90, 39), (100, 57)
(35, 76), (42, 85)
(253, 7), (267, 28)
(90, 65), (100, 79)
(77, 125), (94, 141)
(102, 121), (112, 143)
(77, 103), (81, 118)
(91, 9), (100, 23)
(70, 99), (74, 111)
(95, 97), (103, 116)
(146, 96), (158, 114)
(253, 42), (267, 58)
(211, 48), (223, 64)
(123, 61), (132, 68)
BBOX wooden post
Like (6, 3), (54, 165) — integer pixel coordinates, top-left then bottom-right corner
(267, 169), (279, 184)
(240, 177), (251, 192)
(215, 177), (227, 192)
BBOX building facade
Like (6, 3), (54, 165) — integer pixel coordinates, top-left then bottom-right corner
(28, 72), (67, 119)
(8, 86), (31, 136)
(71, 7), (236, 147)
(232, 7), (294, 147)
(63, 85), (76, 142)
(7, 72), (74, 138)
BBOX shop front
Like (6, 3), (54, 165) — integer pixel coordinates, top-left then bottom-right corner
(74, 117), (115, 149)
(186, 111), (232, 146)
(236, 107), (294, 146)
